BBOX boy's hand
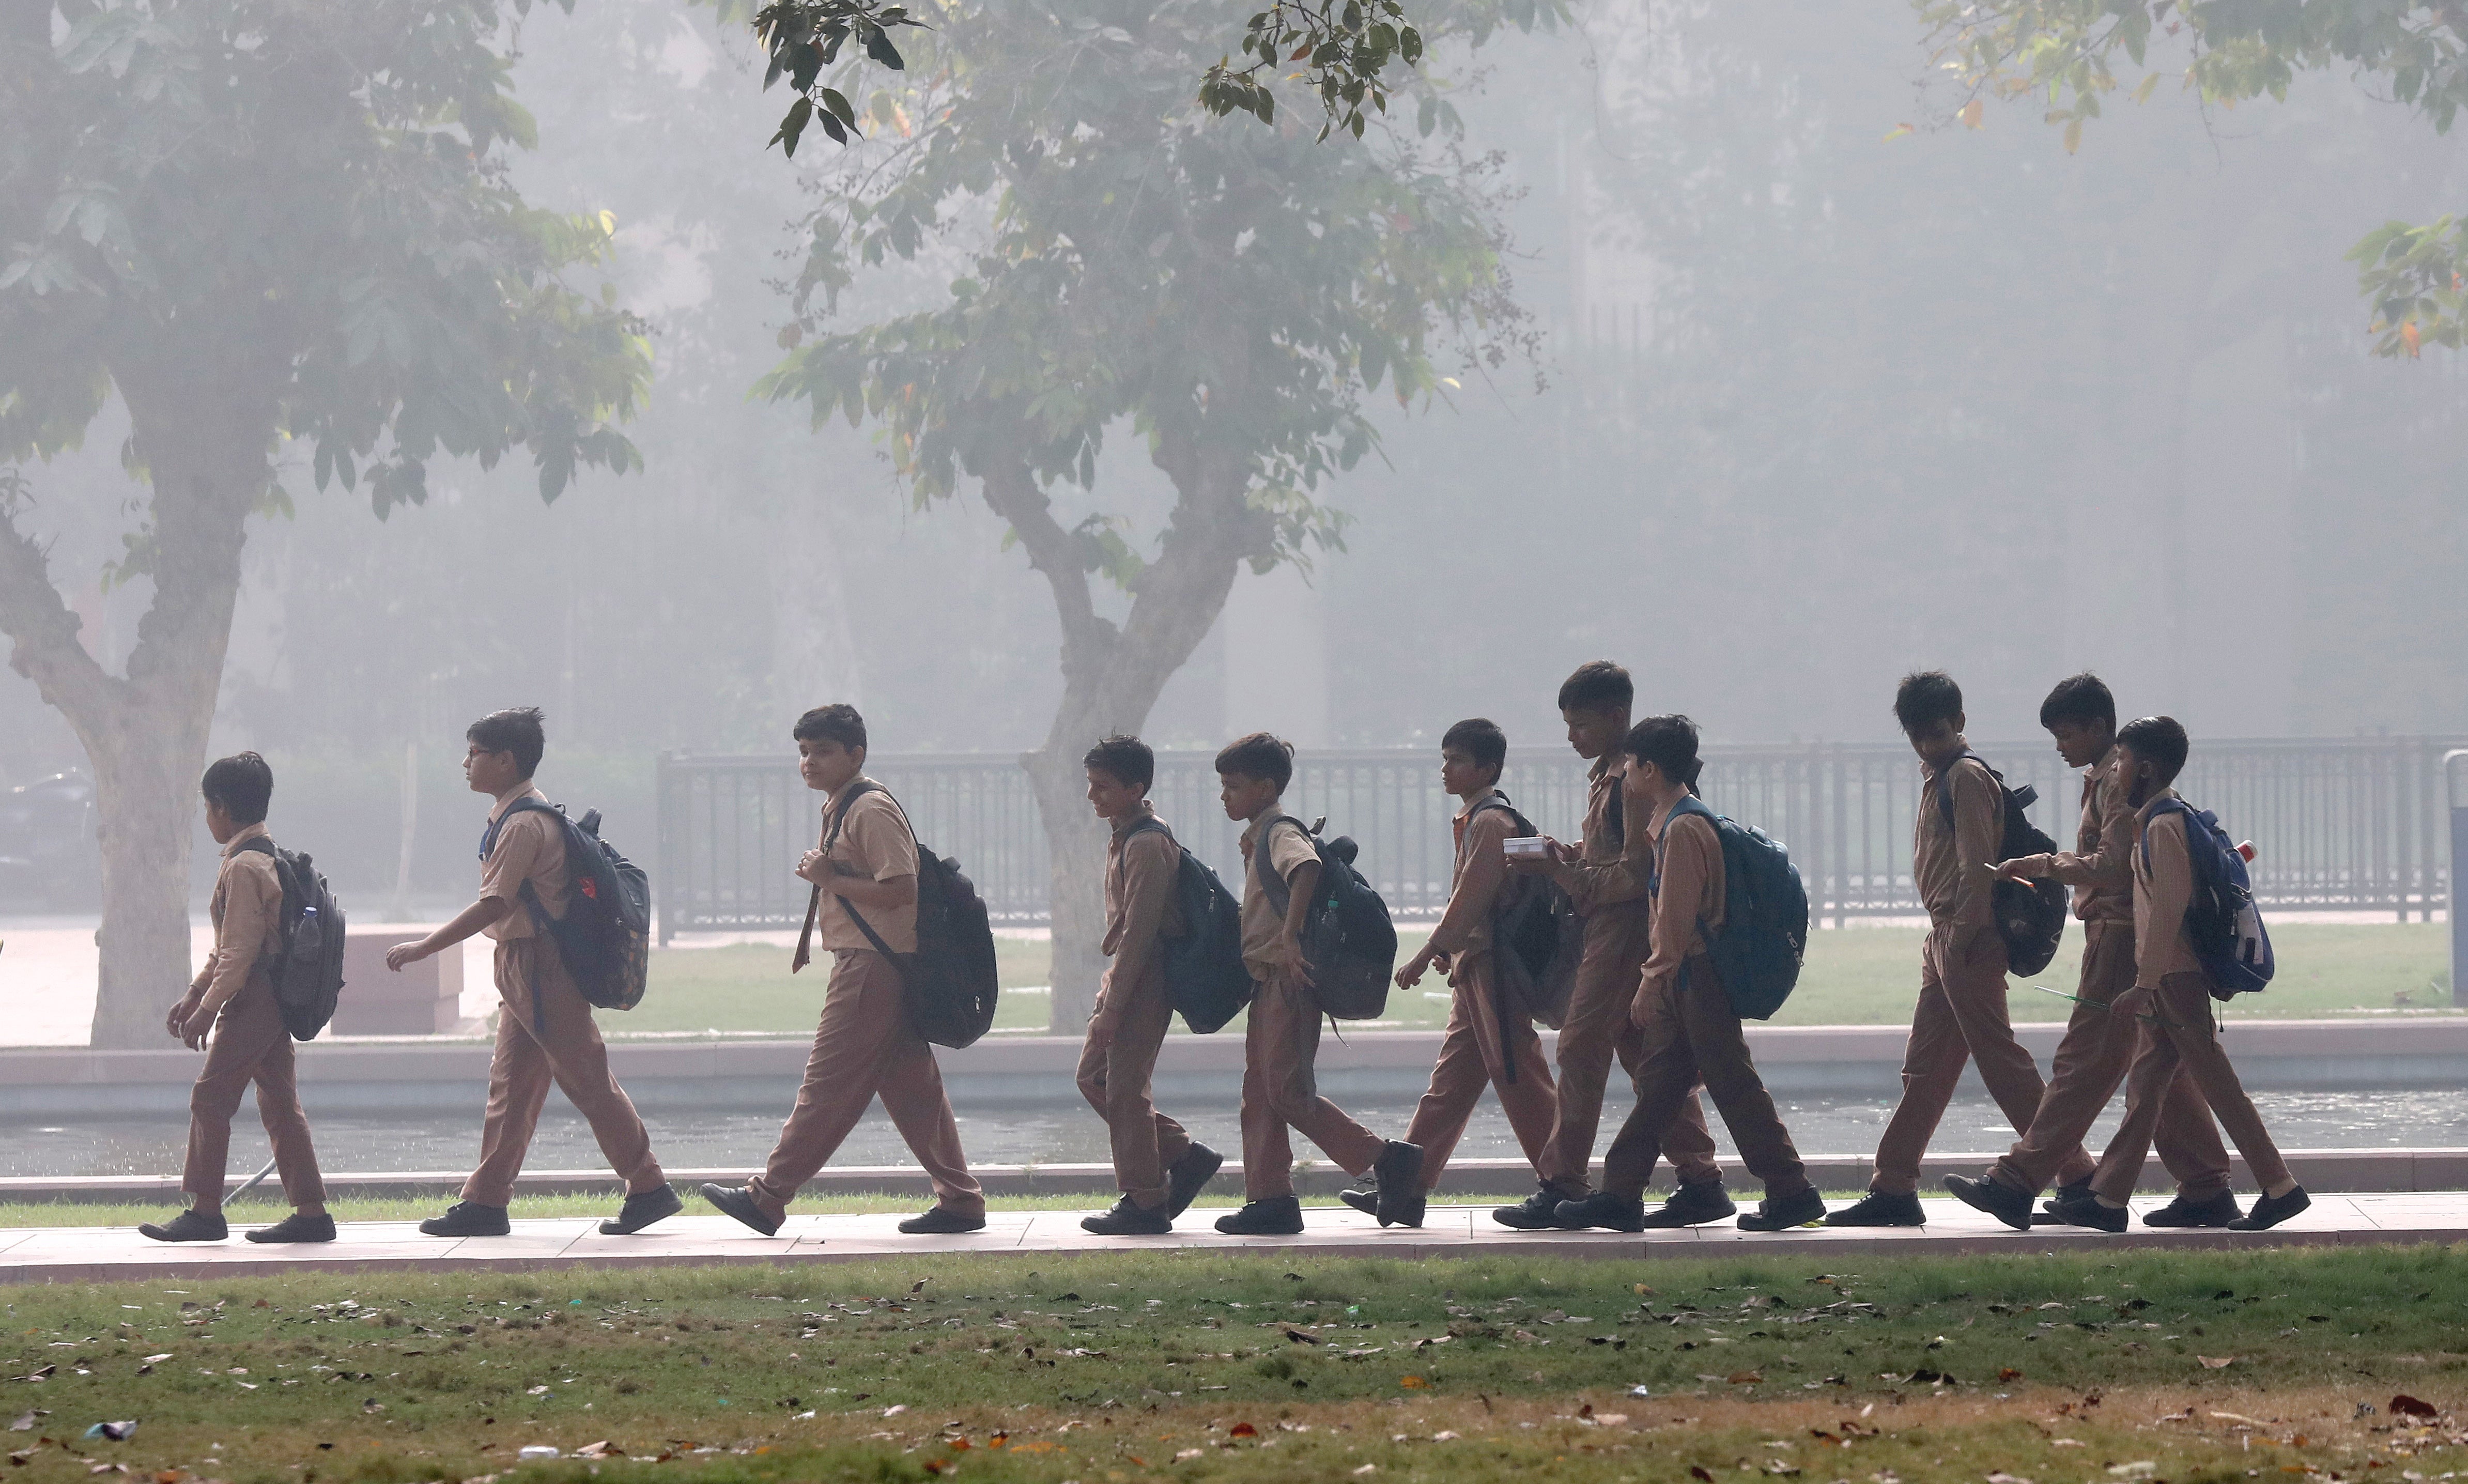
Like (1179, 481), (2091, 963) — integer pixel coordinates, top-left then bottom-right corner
(1628, 986), (1656, 1030)
(1394, 946), (1438, 990)
(385, 939), (434, 972)
(168, 999), (210, 1050)
(795, 848), (832, 885)
(1504, 837), (1568, 874)
(165, 995), (203, 1043)
(1993, 856), (2043, 882)
(1270, 931), (1314, 987)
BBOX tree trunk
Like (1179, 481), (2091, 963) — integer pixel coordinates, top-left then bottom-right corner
(0, 370), (269, 1047)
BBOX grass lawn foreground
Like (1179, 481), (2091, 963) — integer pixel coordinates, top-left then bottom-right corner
(2, 1246), (2462, 1484)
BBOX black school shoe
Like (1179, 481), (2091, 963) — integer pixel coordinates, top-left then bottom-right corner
(1336, 1176), (1380, 1218)
(1214, 1197), (1305, 1235)
(2226, 1186), (2309, 1231)
(2046, 1191), (2128, 1232)
(138, 1209), (228, 1243)
(1164, 1143), (1225, 1218)
(2031, 1180), (2096, 1227)
(1370, 1140), (1426, 1229)
(419, 1201), (510, 1238)
(1943, 1174), (2035, 1232)
(1738, 1187), (1829, 1231)
(898, 1205), (988, 1235)
(701, 1183), (782, 1236)
(1550, 1192), (1646, 1232)
(244, 1212), (336, 1244)
(1492, 1183), (1578, 1230)
(601, 1184), (683, 1235)
(1081, 1198), (1175, 1236)
(1824, 1189), (1925, 1227)
(1640, 1179), (1738, 1229)
(2142, 1189), (2244, 1228)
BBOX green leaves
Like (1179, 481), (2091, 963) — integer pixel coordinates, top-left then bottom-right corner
(737, 0), (930, 153)
(2349, 215), (2464, 359)
(1197, 0), (1440, 140)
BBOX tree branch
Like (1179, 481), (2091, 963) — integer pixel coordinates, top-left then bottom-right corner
(975, 448), (1117, 686)
(0, 477), (125, 741)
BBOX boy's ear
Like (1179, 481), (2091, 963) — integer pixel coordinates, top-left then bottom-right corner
(1950, 711), (1967, 735)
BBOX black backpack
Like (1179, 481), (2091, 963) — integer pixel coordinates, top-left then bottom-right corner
(1126, 818), (1253, 1034)
(1934, 751), (2066, 977)
(1255, 813), (1397, 1019)
(233, 838), (347, 1041)
(492, 799), (652, 1013)
(1467, 794), (1579, 1031)
(816, 781), (1000, 1049)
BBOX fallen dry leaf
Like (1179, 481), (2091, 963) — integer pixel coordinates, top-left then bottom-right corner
(2389, 1396), (2438, 1419)
(1729, 1371), (1764, 1385)
(2198, 1356), (2236, 1370)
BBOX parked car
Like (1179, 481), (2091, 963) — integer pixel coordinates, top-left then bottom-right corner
(0, 770), (100, 909)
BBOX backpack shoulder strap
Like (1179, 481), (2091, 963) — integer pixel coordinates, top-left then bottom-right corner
(1933, 751), (1993, 832)
(481, 795), (561, 862)
(232, 838), (276, 860)
(823, 779), (887, 852)
(1253, 813), (1316, 917)
(2136, 796), (2189, 871)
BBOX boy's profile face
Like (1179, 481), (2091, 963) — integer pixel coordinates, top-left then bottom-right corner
(1562, 705), (1625, 762)
(2109, 743), (2157, 809)
(2046, 717), (2114, 771)
(463, 743), (522, 796)
(798, 736), (865, 795)
(1085, 766), (1147, 823)
(1618, 756), (1658, 805)
(1439, 745), (1497, 800)
(202, 796), (239, 846)
(1902, 714), (1965, 769)
(1218, 769), (1279, 823)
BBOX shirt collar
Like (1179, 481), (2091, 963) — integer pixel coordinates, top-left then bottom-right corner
(489, 782), (545, 823)
(1110, 801), (1159, 840)
(1453, 786), (1501, 822)
(222, 821), (270, 857)
(2136, 787), (2182, 823)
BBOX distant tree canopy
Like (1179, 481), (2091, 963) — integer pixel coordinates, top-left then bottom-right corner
(0, 0), (648, 1045)
(754, 0), (1539, 1023)
(1915, 0), (2468, 357)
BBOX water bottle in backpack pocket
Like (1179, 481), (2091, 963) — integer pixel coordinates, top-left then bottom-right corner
(235, 838), (348, 1041)
(1256, 814), (1397, 1019)
(2141, 798), (2275, 999)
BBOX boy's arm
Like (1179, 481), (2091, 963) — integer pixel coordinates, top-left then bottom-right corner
(2136, 813), (2194, 991)
(1632, 814), (1711, 1020)
(1108, 830), (1178, 989)
(1274, 856), (1322, 984)
(819, 797), (920, 913)
(2030, 779), (2136, 890)
(192, 859), (279, 1018)
(1554, 781), (1650, 912)
(1427, 809), (1513, 957)
(390, 812), (544, 969)
(387, 896), (511, 970)
(1948, 762), (2000, 941)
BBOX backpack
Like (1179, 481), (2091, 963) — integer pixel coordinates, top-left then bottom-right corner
(813, 781), (1001, 1049)
(1466, 794), (1580, 1031)
(1935, 751), (2067, 977)
(1125, 818), (1253, 1034)
(233, 838), (347, 1041)
(1661, 796), (1809, 1021)
(1256, 813), (1397, 1019)
(2141, 797), (2275, 999)
(493, 799), (652, 1013)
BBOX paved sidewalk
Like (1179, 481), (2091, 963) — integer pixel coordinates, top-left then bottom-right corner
(5, 1192), (2464, 1285)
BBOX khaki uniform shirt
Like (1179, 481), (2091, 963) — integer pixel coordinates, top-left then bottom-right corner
(1239, 808), (1319, 979)
(1638, 799), (1726, 1001)
(194, 822), (282, 1016)
(1554, 752), (1654, 918)
(1101, 804), (1183, 996)
(1914, 747), (1999, 937)
(2131, 793), (2203, 987)
(477, 785), (567, 942)
(813, 778), (920, 955)
(2012, 748), (2137, 924)
(1426, 789), (1514, 963)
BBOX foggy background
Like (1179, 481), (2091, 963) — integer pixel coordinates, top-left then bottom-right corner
(6, 0), (2464, 906)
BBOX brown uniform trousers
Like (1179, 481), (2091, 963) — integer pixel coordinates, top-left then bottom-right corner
(1536, 907), (1720, 1196)
(1869, 926), (2054, 1195)
(464, 937), (667, 1208)
(1401, 950), (1559, 1187)
(1241, 972), (1387, 1199)
(1076, 977), (1190, 1210)
(185, 982), (326, 1213)
(1988, 919), (2230, 1198)
(750, 947), (984, 1223)
(2092, 971), (2290, 1204)
(1601, 955), (1810, 1200)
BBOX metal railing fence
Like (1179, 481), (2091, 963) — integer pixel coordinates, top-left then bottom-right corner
(655, 737), (2461, 938)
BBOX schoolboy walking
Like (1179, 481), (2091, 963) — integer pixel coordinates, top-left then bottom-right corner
(1554, 717), (1823, 1232)
(2048, 717), (2308, 1232)
(703, 704), (986, 1237)
(141, 753), (332, 1245)
(1498, 661), (1727, 1230)
(1344, 720), (1558, 1218)
(1943, 675), (2235, 1229)
(1075, 734), (1224, 1235)
(1214, 732), (1422, 1235)
(1830, 672), (2051, 1227)
(389, 707), (677, 1238)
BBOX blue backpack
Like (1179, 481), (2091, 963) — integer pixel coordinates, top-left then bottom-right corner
(1661, 796), (1809, 1022)
(2141, 798), (2274, 998)
(1126, 818), (1254, 1034)
(1256, 814), (1398, 1019)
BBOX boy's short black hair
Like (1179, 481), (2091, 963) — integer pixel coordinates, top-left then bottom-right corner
(1556, 660), (1633, 715)
(1623, 714), (1704, 792)
(1441, 717), (1508, 775)
(2116, 715), (2191, 787)
(200, 751), (273, 826)
(2039, 672), (2116, 733)
(468, 707), (546, 778)
(1892, 671), (1964, 734)
(1214, 732), (1294, 792)
(793, 703), (868, 753)
(1083, 734), (1155, 791)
